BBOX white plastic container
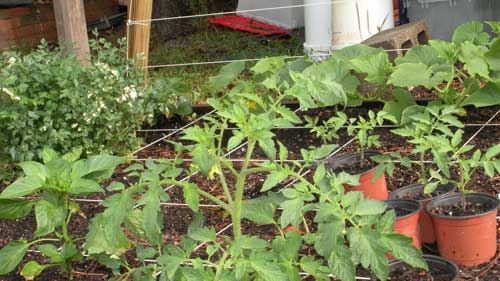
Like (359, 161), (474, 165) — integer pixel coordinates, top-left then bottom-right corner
(303, 0), (332, 59)
(331, 0), (394, 50)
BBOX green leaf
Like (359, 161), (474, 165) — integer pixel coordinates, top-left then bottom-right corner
(191, 145), (214, 176)
(258, 137), (276, 161)
(209, 61), (246, 90)
(0, 177), (44, 199)
(314, 221), (344, 257)
(242, 198), (276, 225)
(462, 82), (500, 107)
(158, 254), (184, 280)
(142, 188), (163, 245)
(0, 199), (33, 219)
(251, 260), (288, 281)
(188, 213), (216, 242)
(0, 240), (29, 274)
(351, 51), (391, 84)
(38, 244), (63, 263)
(227, 135), (244, 151)
(459, 41), (489, 78)
(68, 178), (104, 194)
(261, 171), (287, 192)
(19, 161), (47, 181)
(353, 200), (387, 216)
(348, 228), (389, 281)
(21, 261), (46, 280)
(382, 234), (428, 270)
(34, 195), (66, 237)
(388, 63), (435, 88)
(486, 37), (500, 72)
(73, 155), (124, 181)
(40, 147), (58, 164)
(279, 198), (304, 228)
(183, 183), (199, 213)
(328, 244), (356, 281)
(452, 21), (489, 45)
(383, 88), (416, 123)
(136, 245), (157, 262)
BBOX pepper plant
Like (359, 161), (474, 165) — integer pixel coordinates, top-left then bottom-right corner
(423, 130), (500, 207)
(307, 110), (396, 168)
(377, 102), (466, 184)
(0, 148), (124, 279)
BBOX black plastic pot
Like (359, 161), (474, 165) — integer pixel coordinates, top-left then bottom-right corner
(390, 183), (456, 243)
(385, 199), (422, 249)
(322, 151), (388, 200)
(426, 193), (500, 266)
(389, 255), (459, 281)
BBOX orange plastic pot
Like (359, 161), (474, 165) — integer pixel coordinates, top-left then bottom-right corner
(389, 183), (456, 244)
(386, 199), (422, 249)
(325, 151), (388, 200)
(426, 193), (500, 266)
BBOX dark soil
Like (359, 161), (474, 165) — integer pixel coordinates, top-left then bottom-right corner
(387, 206), (416, 217)
(431, 200), (498, 217)
(389, 263), (455, 281)
(331, 156), (378, 175)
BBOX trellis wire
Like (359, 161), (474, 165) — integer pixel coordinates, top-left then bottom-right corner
(132, 109), (215, 154)
(129, 0), (353, 24)
(137, 123), (500, 132)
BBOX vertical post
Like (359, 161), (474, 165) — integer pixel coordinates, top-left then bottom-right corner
(127, 0), (154, 84)
(53, 0), (90, 65)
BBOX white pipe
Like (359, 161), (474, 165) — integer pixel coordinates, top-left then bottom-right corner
(303, 0), (332, 60)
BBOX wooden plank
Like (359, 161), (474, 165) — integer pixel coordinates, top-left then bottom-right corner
(53, 0), (90, 65)
(127, 0), (153, 84)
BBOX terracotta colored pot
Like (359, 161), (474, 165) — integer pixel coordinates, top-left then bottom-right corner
(389, 255), (459, 281)
(426, 193), (500, 266)
(324, 151), (388, 200)
(386, 199), (422, 249)
(390, 183), (456, 244)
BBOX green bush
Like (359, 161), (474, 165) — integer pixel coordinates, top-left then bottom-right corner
(0, 38), (151, 168)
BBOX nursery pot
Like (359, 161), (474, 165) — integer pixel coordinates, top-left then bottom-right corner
(324, 151), (388, 200)
(385, 199), (422, 249)
(390, 183), (456, 244)
(388, 255), (459, 281)
(426, 193), (500, 266)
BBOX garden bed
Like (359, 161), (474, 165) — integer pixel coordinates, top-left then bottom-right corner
(1, 104), (499, 281)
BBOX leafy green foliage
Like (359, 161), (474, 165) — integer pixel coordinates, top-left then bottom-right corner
(0, 148), (123, 277)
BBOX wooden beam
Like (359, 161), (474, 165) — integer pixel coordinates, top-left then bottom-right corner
(53, 0), (90, 65)
(127, 0), (154, 83)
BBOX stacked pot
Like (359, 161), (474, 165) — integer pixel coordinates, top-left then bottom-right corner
(325, 151), (500, 278)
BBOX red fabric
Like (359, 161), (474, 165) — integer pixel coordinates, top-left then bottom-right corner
(208, 15), (291, 36)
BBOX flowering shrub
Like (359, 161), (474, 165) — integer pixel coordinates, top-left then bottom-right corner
(0, 38), (189, 174)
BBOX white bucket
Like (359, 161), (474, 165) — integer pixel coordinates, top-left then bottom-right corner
(331, 0), (394, 50)
(303, 0), (333, 60)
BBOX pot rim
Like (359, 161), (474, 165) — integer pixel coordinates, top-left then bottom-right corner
(323, 150), (383, 176)
(389, 254), (459, 280)
(389, 183), (456, 203)
(385, 198), (423, 220)
(425, 193), (500, 220)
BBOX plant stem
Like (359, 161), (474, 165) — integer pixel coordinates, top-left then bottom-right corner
(214, 250), (229, 281)
(232, 140), (256, 241)
(419, 153), (427, 184)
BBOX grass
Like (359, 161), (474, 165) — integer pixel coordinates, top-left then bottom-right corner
(148, 20), (304, 102)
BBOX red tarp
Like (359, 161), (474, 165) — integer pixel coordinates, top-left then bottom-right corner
(208, 15), (291, 36)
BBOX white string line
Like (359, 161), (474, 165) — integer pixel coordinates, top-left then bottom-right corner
(427, 107), (500, 183)
(130, 0), (353, 24)
(146, 48), (410, 69)
(133, 109), (216, 155)
(137, 123), (500, 132)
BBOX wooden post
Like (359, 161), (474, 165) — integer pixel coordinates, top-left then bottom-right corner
(127, 0), (154, 83)
(53, 0), (90, 65)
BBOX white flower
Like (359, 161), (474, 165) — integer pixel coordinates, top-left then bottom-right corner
(129, 87), (138, 100)
(7, 57), (16, 68)
(71, 123), (78, 128)
(2, 88), (20, 101)
(41, 126), (47, 131)
(111, 70), (120, 78)
(92, 112), (97, 118)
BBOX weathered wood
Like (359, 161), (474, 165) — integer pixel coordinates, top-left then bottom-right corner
(127, 0), (153, 83)
(53, 0), (90, 65)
